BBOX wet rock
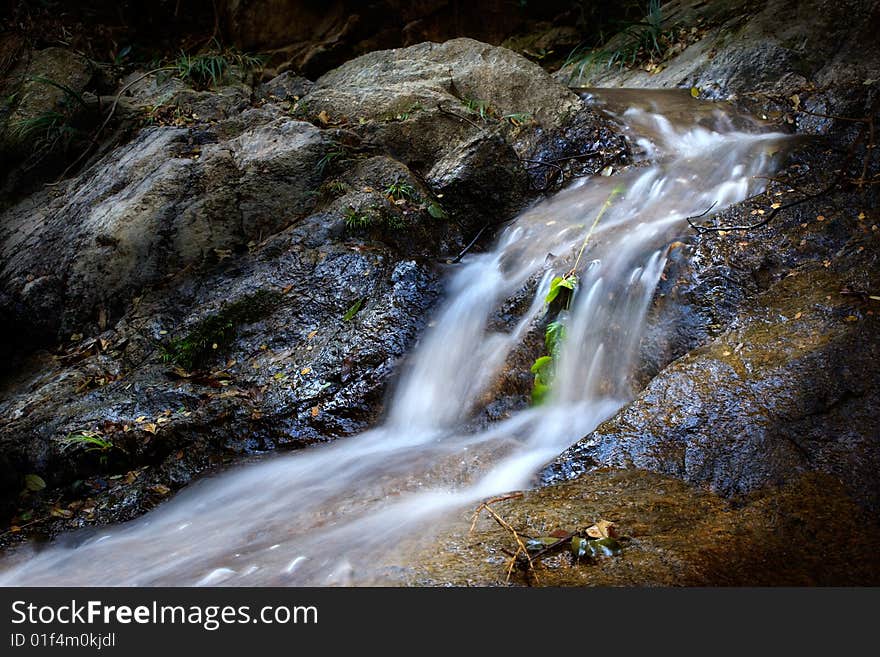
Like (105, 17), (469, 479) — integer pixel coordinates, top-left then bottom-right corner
(0, 117), (330, 355)
(407, 469), (880, 586)
(302, 38), (621, 228)
(255, 72), (314, 103)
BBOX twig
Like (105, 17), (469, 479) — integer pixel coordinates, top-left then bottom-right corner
(521, 158), (564, 173)
(684, 201), (718, 231)
(0, 515), (48, 538)
(437, 103), (483, 131)
(567, 184), (623, 276)
(469, 492), (538, 583)
(451, 224), (487, 264)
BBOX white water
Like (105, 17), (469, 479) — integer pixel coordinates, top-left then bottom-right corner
(0, 90), (789, 585)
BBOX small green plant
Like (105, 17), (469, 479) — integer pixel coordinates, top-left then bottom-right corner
(343, 206), (372, 229)
(391, 102), (424, 121)
(463, 97), (496, 120)
(530, 320), (567, 404)
(385, 180), (418, 201)
(113, 45), (132, 66)
(342, 297), (365, 321)
(426, 201), (448, 219)
(170, 40), (263, 89)
(545, 274), (578, 308)
(326, 180), (349, 195)
(161, 290), (281, 370)
(8, 76), (89, 150)
(565, 0), (671, 82)
(501, 112), (533, 126)
(59, 431), (115, 453)
(317, 147), (346, 176)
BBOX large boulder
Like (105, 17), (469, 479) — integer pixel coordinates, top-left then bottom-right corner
(0, 114), (331, 353)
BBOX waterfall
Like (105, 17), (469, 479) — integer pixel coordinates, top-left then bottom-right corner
(0, 89), (789, 586)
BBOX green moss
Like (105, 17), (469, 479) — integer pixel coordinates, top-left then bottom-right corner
(161, 289), (281, 370)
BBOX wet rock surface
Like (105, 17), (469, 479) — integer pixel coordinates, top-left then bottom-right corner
(0, 39), (619, 540)
(407, 469), (880, 586)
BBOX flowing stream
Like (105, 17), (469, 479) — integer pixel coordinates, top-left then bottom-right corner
(0, 89), (790, 586)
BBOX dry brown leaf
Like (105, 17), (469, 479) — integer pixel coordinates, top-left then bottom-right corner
(585, 519), (617, 539)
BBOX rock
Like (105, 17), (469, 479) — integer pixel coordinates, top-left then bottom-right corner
(255, 72), (314, 103)
(302, 38), (622, 228)
(0, 116), (330, 354)
(408, 469), (880, 586)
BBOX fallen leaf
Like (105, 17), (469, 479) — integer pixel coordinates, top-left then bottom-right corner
(23, 474), (46, 492)
(316, 110), (330, 125)
(301, 367), (311, 375)
(585, 519), (617, 539)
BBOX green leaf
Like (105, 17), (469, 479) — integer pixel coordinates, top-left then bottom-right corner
(545, 321), (566, 357)
(427, 202), (448, 219)
(531, 381), (551, 405)
(593, 537), (622, 556)
(529, 355), (553, 376)
(23, 474), (46, 492)
(525, 536), (560, 552)
(545, 275), (577, 305)
(571, 536), (593, 559)
(342, 298), (364, 322)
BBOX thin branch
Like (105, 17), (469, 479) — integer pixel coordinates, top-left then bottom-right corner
(684, 201), (718, 231)
(437, 103), (483, 131)
(451, 224), (487, 264)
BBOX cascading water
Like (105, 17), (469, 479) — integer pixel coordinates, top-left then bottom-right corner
(0, 89), (790, 586)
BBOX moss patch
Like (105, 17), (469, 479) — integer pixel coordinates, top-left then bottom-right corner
(161, 289), (282, 370)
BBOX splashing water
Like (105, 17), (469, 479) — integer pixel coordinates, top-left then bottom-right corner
(0, 89), (790, 586)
